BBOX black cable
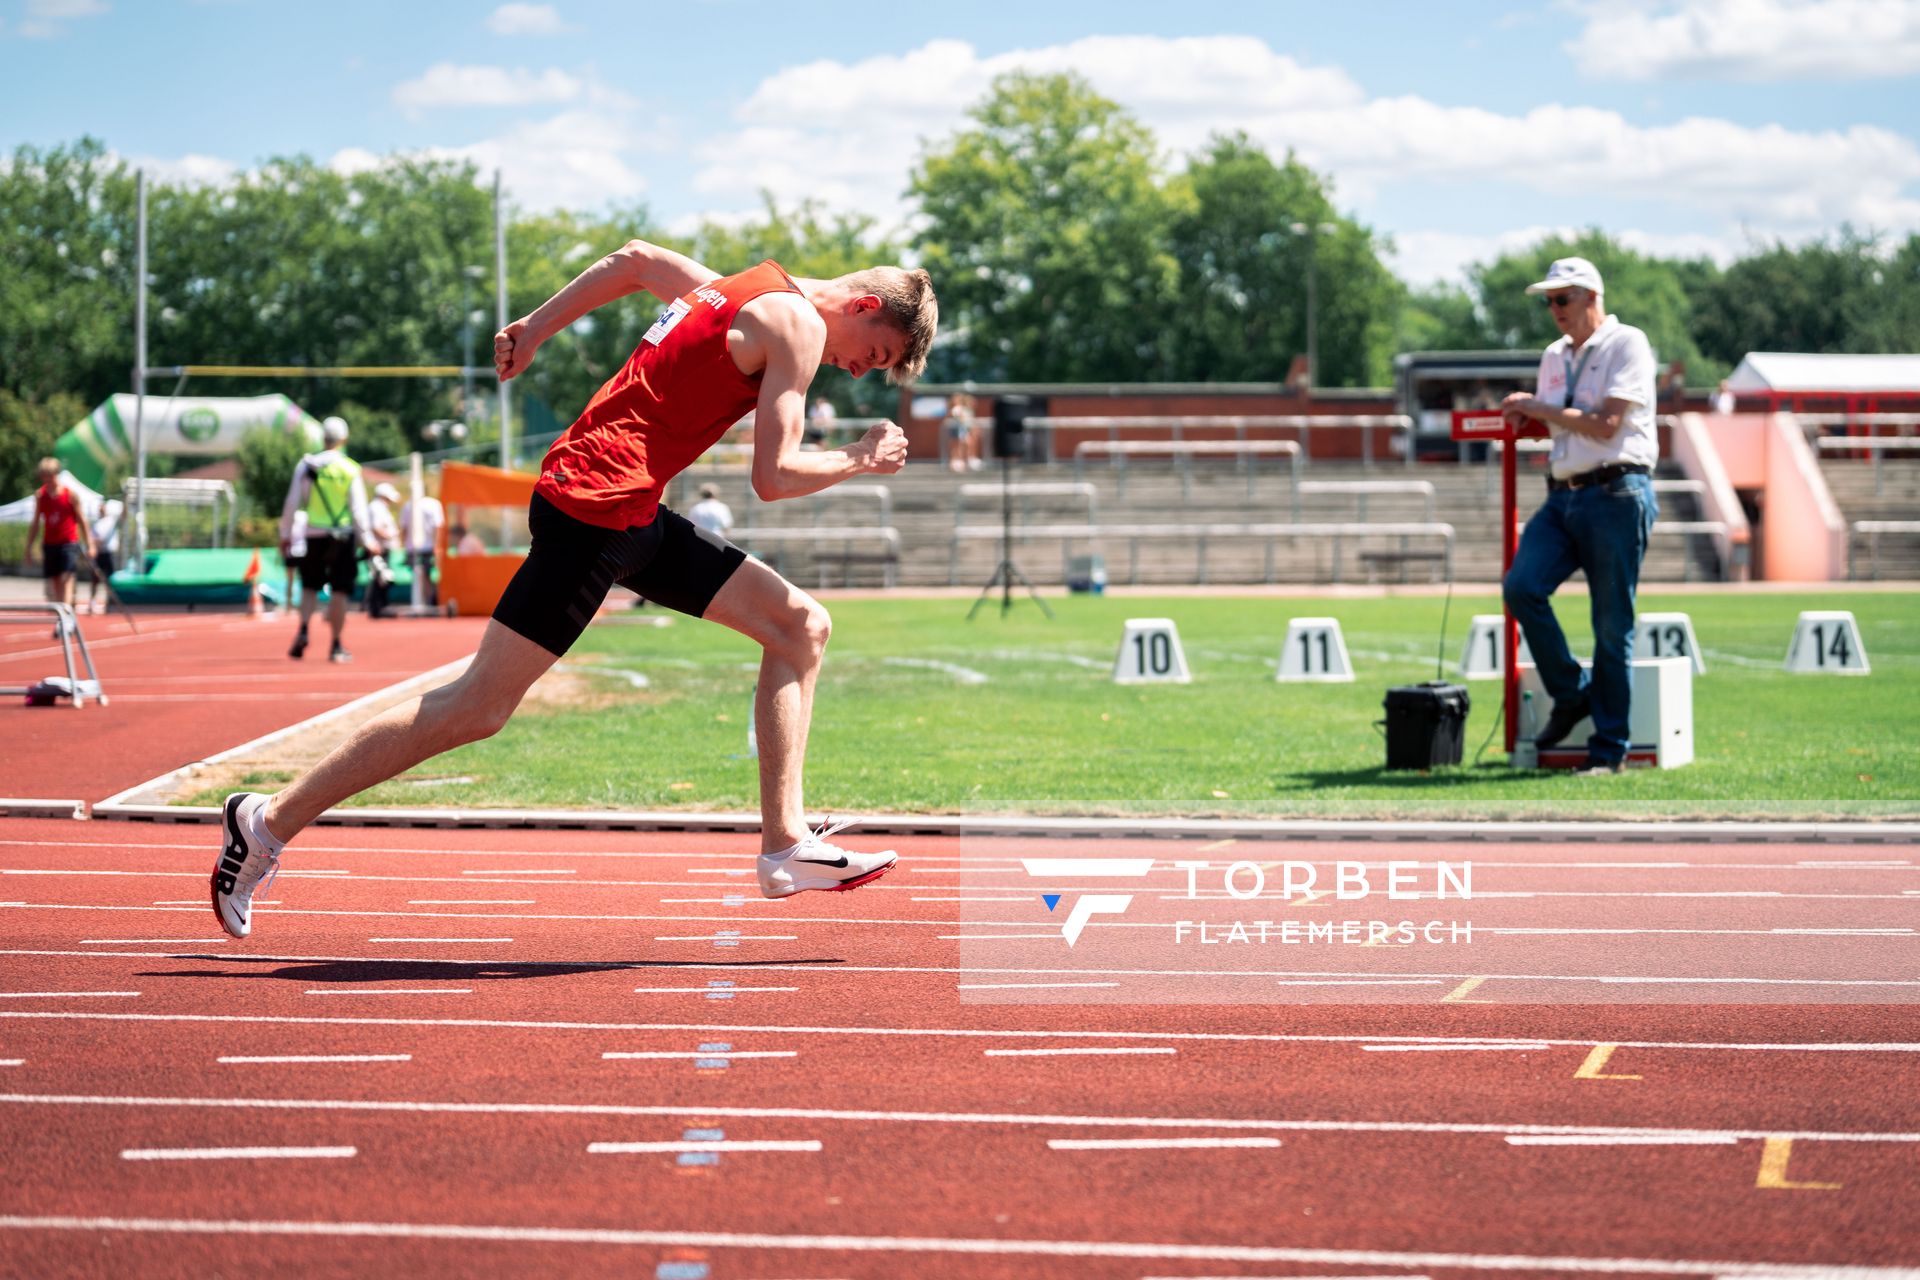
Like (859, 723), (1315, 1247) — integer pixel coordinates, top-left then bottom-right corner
(1433, 558), (1455, 682)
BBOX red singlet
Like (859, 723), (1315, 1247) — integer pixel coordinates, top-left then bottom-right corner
(536, 260), (801, 530)
(36, 483), (81, 547)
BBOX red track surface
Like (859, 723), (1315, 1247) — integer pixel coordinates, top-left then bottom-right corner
(0, 610), (486, 801)
(0, 816), (1916, 1278)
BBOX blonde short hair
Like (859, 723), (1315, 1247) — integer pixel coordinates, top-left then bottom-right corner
(837, 266), (938, 386)
(36, 457), (60, 482)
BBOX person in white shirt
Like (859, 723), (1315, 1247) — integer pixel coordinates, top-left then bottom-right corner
(366, 483), (402, 618)
(1499, 257), (1660, 775)
(688, 483), (735, 537)
(399, 492), (445, 607)
(87, 497), (123, 615)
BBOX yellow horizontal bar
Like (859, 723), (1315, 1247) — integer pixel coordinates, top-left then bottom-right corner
(179, 365), (475, 378)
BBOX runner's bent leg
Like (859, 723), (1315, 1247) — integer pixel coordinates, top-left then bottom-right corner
(263, 620), (559, 841)
(701, 556), (830, 854)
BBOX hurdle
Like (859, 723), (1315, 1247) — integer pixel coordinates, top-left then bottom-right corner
(0, 603), (107, 708)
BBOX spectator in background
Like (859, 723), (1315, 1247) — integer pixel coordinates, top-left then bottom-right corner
(1712, 379), (1736, 416)
(449, 522), (487, 557)
(280, 416), (376, 663)
(24, 458), (96, 636)
(944, 400), (981, 472)
(365, 483), (402, 618)
(689, 483), (735, 537)
(87, 496), (124, 615)
(1499, 257), (1659, 777)
(805, 396), (836, 449)
(400, 488), (444, 607)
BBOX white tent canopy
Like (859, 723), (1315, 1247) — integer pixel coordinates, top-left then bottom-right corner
(0, 472), (104, 525)
(1726, 352), (1920, 396)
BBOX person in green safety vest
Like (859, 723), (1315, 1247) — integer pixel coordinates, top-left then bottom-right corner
(278, 416), (376, 662)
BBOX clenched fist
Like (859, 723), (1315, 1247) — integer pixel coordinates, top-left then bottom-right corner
(494, 318), (539, 381)
(854, 421), (908, 474)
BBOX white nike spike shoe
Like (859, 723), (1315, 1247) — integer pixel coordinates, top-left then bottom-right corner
(211, 792), (282, 939)
(757, 819), (897, 899)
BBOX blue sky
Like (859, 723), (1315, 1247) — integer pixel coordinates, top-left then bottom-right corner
(3, 0), (1917, 285)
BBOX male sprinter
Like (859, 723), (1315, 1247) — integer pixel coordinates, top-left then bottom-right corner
(211, 243), (937, 938)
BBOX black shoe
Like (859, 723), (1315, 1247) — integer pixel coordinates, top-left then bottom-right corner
(1533, 697), (1590, 749)
(329, 643), (353, 663)
(1574, 757), (1626, 776)
(289, 630), (309, 660)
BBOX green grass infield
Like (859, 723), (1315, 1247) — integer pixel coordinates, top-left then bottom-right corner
(247, 590), (1920, 822)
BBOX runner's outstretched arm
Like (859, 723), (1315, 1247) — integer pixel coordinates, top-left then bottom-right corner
(494, 240), (719, 380)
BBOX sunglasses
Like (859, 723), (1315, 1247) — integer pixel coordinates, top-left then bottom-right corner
(1542, 292), (1579, 308)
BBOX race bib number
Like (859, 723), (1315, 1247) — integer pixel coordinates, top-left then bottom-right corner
(642, 298), (692, 346)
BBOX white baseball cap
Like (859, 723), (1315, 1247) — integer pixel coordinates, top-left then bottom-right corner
(321, 415), (350, 445)
(1524, 257), (1604, 297)
(374, 482), (400, 503)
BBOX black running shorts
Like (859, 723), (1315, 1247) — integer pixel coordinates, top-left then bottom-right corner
(41, 542), (78, 579)
(492, 492), (748, 656)
(297, 536), (360, 593)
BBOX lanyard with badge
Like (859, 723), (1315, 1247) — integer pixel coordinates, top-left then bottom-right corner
(1561, 343), (1596, 409)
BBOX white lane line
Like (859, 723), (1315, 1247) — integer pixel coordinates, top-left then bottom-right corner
(940, 935), (1062, 940)
(0, 1060), (21, 1067)
(1048, 1137), (1282, 1151)
(1504, 1134), (1741, 1147)
(0, 992), (140, 999)
(303, 989), (472, 997)
(688, 869), (753, 875)
(0, 1218), (1902, 1278)
(633, 987), (799, 995)
(602, 1051), (797, 1061)
(655, 935), (798, 942)
(1362, 1043), (1550, 1053)
(408, 901), (534, 906)
(960, 990), (1121, 997)
(914, 897), (1029, 902)
(367, 938), (513, 944)
(9, 1007), (1920, 1057)
(1275, 980), (1450, 987)
(880, 657), (989, 684)
(121, 1147), (356, 1161)
(83, 939), (226, 945)
(1020, 858), (1157, 877)
(460, 870), (573, 876)
(6, 1093), (1914, 1146)
(659, 899), (773, 905)
(985, 1048), (1176, 1058)
(589, 1140), (821, 1154)
(217, 1056), (412, 1065)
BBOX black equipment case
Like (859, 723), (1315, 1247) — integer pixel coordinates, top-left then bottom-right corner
(1382, 682), (1471, 770)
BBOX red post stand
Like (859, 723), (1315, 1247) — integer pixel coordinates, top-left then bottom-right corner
(1450, 410), (1548, 753)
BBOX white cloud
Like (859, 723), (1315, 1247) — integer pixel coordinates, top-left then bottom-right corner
(486, 3), (573, 36)
(691, 35), (1920, 251)
(119, 151), (238, 187)
(16, 0), (107, 37)
(416, 111), (650, 212)
(393, 63), (584, 114)
(1567, 0), (1920, 80)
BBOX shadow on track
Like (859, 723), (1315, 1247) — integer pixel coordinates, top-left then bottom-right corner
(138, 956), (845, 983)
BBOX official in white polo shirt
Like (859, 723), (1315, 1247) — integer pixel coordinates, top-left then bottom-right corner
(1499, 257), (1659, 774)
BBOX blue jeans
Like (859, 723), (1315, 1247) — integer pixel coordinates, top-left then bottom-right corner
(1502, 473), (1658, 763)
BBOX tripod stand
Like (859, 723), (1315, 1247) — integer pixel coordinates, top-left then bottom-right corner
(968, 434), (1052, 620)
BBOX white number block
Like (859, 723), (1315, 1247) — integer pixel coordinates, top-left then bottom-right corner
(1114, 618), (1191, 684)
(1784, 610), (1869, 674)
(1277, 617), (1353, 683)
(1635, 611), (1705, 674)
(1459, 614), (1531, 680)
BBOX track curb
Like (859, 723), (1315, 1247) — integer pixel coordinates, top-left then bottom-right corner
(79, 802), (1920, 844)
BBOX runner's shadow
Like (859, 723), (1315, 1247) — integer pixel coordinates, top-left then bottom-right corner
(139, 956), (845, 983)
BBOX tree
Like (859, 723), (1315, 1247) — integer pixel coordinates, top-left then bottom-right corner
(910, 72), (1179, 382)
(1691, 230), (1913, 368)
(0, 389), (88, 502)
(1394, 283), (1489, 354)
(235, 424), (309, 522)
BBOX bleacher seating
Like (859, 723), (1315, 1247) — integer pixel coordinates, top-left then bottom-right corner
(1816, 444), (1920, 580)
(668, 452), (1724, 588)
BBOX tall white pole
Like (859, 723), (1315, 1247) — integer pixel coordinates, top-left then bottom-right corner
(133, 169), (148, 564)
(493, 169), (512, 469)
